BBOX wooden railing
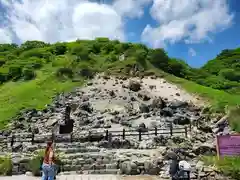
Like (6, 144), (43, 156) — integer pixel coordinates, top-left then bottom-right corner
(0, 123), (191, 148)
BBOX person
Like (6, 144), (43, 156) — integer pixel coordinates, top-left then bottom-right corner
(169, 158), (179, 180)
(41, 141), (56, 180)
(178, 160), (191, 180)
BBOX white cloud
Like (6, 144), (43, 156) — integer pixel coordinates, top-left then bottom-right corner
(188, 47), (197, 57)
(112, 0), (152, 18)
(141, 0), (234, 47)
(0, 28), (12, 43)
(0, 0), (129, 43)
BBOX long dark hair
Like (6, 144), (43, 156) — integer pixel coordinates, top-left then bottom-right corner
(45, 141), (53, 156)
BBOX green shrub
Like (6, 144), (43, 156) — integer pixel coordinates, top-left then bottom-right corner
(202, 156), (240, 180)
(22, 68), (36, 80)
(0, 155), (12, 176)
(228, 106), (240, 132)
(28, 149), (64, 176)
(56, 67), (74, 79)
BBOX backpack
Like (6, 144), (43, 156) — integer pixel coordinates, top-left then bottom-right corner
(178, 160), (191, 171)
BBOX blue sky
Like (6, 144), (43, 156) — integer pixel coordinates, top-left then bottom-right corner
(0, 0), (239, 67)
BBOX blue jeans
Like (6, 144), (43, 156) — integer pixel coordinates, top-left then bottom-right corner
(41, 163), (55, 180)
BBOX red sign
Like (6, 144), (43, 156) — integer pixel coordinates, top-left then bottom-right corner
(217, 134), (240, 157)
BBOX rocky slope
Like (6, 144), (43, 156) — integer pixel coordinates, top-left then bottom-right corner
(0, 74), (232, 179)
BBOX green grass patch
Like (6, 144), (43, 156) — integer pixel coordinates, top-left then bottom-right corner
(202, 156), (240, 179)
(0, 155), (12, 176)
(0, 63), (83, 129)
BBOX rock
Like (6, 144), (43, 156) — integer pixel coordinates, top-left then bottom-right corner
(175, 93), (180, 96)
(149, 85), (156, 90)
(25, 171), (33, 176)
(198, 124), (213, 133)
(129, 80), (141, 92)
(193, 143), (216, 156)
(160, 107), (173, 117)
(153, 135), (168, 146)
(137, 123), (148, 132)
(169, 100), (188, 109)
(109, 90), (116, 97)
(151, 97), (166, 109)
(80, 102), (93, 113)
(139, 103), (150, 113)
(137, 92), (151, 101)
(144, 158), (163, 175)
(173, 115), (190, 125)
(12, 142), (23, 152)
(120, 161), (139, 175)
(214, 115), (228, 128)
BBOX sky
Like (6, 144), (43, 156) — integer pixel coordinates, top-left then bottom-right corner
(0, 0), (239, 67)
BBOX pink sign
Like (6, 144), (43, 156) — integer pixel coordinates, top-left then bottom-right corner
(217, 135), (240, 156)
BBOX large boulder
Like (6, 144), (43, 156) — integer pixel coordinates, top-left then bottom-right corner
(151, 97), (166, 109)
(144, 158), (163, 175)
(173, 115), (190, 125)
(129, 80), (141, 92)
(139, 103), (150, 113)
(79, 102), (93, 113)
(120, 161), (139, 175)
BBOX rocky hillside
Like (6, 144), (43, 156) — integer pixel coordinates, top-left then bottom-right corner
(0, 74), (232, 179)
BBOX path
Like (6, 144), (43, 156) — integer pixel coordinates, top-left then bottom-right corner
(0, 175), (164, 180)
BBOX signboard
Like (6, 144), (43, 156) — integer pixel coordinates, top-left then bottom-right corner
(216, 134), (240, 158)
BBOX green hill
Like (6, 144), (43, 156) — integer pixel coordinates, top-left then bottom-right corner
(0, 39), (239, 131)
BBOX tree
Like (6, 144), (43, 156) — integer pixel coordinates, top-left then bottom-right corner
(148, 48), (169, 70)
(53, 43), (67, 55)
(70, 45), (90, 61)
(219, 69), (240, 82)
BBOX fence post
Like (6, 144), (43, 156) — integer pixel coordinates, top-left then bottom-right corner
(31, 132), (35, 145)
(105, 130), (109, 141)
(184, 126), (188, 138)
(70, 132), (73, 143)
(189, 120), (192, 132)
(122, 129), (125, 140)
(138, 129), (142, 141)
(51, 131), (55, 143)
(10, 135), (15, 148)
(154, 127), (157, 136)
(169, 123), (173, 136)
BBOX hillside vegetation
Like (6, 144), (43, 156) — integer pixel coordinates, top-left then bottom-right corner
(0, 39), (239, 131)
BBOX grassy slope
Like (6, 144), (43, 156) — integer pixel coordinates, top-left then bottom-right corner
(1, 57), (239, 130)
(0, 57), (83, 129)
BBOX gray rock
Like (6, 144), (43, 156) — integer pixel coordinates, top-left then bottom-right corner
(129, 80), (141, 92)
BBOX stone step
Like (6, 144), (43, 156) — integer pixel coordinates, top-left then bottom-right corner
(61, 163), (118, 171)
(25, 142), (98, 152)
(61, 151), (115, 160)
(85, 169), (120, 174)
(56, 147), (100, 154)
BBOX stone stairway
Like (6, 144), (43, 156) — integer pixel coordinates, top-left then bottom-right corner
(8, 140), (167, 175)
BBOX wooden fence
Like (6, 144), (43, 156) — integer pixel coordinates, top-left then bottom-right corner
(0, 123), (191, 148)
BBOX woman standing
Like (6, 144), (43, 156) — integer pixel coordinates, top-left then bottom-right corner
(41, 141), (56, 180)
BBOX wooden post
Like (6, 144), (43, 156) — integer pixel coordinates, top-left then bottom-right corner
(189, 121), (192, 132)
(70, 132), (73, 143)
(10, 135), (15, 148)
(122, 129), (125, 140)
(170, 123), (173, 136)
(31, 132), (35, 145)
(51, 131), (55, 143)
(65, 105), (71, 122)
(105, 130), (109, 141)
(154, 127), (157, 136)
(184, 126), (188, 138)
(138, 129), (142, 141)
